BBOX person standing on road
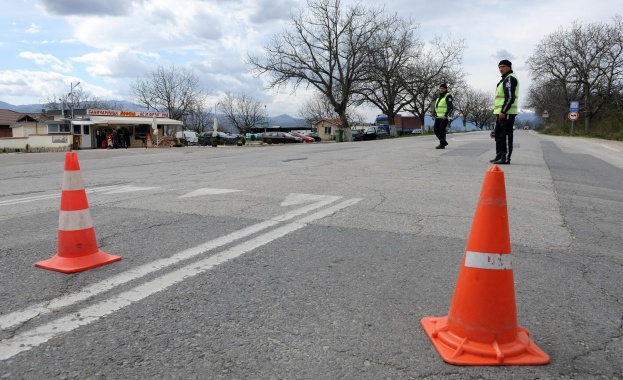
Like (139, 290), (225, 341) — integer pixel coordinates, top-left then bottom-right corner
(432, 84), (454, 149)
(491, 60), (519, 164)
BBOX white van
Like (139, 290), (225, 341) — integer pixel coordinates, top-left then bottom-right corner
(175, 131), (198, 145)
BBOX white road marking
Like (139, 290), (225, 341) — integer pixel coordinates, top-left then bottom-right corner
(0, 198), (361, 360)
(0, 185), (125, 207)
(103, 186), (159, 194)
(281, 193), (331, 206)
(598, 144), (619, 152)
(0, 194), (342, 330)
(179, 188), (243, 198)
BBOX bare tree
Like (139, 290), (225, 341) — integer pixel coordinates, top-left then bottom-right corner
(297, 92), (336, 126)
(41, 87), (123, 112)
(357, 15), (420, 135)
(248, 0), (389, 141)
(219, 92), (264, 133)
(401, 35), (467, 128)
(183, 104), (213, 133)
(453, 85), (494, 131)
(130, 64), (207, 121)
(526, 78), (572, 126)
(527, 16), (623, 132)
(297, 91), (365, 127)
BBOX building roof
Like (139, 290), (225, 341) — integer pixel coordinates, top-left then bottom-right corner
(312, 118), (342, 127)
(0, 109), (52, 126)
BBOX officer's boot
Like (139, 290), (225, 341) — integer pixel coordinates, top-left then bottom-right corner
(492, 155), (507, 165)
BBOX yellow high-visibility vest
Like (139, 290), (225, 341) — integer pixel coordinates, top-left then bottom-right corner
(494, 73), (519, 114)
(435, 93), (450, 117)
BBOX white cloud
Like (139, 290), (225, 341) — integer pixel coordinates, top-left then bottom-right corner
(25, 23), (41, 34)
(18, 52), (72, 72)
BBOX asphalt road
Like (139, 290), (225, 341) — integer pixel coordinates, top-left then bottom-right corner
(0, 131), (622, 379)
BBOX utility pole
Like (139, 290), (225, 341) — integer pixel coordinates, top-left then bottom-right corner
(69, 82), (81, 119)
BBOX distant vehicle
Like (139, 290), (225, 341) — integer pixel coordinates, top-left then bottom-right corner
(198, 131), (238, 146)
(374, 115), (391, 134)
(175, 131), (198, 145)
(303, 132), (322, 142)
(262, 132), (303, 144)
(245, 133), (264, 140)
(411, 128), (423, 134)
(289, 131), (315, 143)
(363, 126), (389, 141)
(351, 129), (364, 141)
(523, 126), (530, 130)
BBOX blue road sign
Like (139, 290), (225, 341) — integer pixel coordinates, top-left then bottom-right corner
(570, 101), (579, 112)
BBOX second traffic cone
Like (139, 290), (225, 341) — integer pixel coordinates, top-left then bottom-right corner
(421, 165), (549, 365)
(35, 152), (121, 273)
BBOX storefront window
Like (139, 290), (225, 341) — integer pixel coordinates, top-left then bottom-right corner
(135, 124), (148, 140)
(84, 125), (90, 135)
(73, 125), (81, 135)
(48, 123), (71, 133)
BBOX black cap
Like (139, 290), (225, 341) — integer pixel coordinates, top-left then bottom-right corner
(439, 84), (448, 89)
(498, 59), (512, 68)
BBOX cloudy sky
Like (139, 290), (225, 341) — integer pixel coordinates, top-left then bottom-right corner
(0, 0), (619, 120)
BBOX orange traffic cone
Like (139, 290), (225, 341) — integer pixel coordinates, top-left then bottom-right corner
(421, 165), (549, 365)
(35, 152), (121, 273)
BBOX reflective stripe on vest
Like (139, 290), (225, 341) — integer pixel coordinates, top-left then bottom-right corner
(435, 93), (449, 116)
(494, 72), (519, 114)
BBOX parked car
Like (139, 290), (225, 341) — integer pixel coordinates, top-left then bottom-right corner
(290, 131), (315, 143)
(262, 132), (303, 144)
(351, 129), (364, 141)
(363, 126), (389, 141)
(175, 131), (198, 145)
(411, 128), (423, 134)
(198, 131), (238, 146)
(303, 132), (322, 142)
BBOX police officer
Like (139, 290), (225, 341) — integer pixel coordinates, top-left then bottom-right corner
(432, 84), (453, 149)
(491, 60), (519, 164)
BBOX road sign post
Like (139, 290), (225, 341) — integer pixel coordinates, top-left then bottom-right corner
(568, 111), (579, 134)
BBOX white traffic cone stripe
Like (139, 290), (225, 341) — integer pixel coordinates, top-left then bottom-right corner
(62, 171), (85, 191)
(464, 250), (513, 270)
(59, 210), (94, 231)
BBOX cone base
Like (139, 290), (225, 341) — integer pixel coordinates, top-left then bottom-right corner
(35, 250), (122, 274)
(421, 316), (550, 366)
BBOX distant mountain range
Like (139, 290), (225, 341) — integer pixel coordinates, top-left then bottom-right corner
(0, 100), (308, 128)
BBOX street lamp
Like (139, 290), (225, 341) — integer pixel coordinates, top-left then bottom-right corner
(69, 81), (80, 119)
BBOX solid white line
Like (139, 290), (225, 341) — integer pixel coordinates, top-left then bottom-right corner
(0, 198), (360, 360)
(598, 144), (619, 152)
(0, 196), (343, 330)
(0, 185), (125, 207)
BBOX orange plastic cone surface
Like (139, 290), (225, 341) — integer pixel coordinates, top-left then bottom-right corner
(35, 152), (121, 273)
(421, 165), (549, 365)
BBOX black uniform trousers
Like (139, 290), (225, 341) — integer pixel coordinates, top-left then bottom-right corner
(433, 118), (448, 146)
(494, 114), (516, 161)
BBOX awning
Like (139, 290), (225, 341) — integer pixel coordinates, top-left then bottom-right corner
(89, 116), (183, 126)
(71, 120), (94, 125)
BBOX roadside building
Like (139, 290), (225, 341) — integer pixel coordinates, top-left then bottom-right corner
(312, 118), (342, 141)
(0, 108), (184, 152)
(0, 109), (51, 138)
